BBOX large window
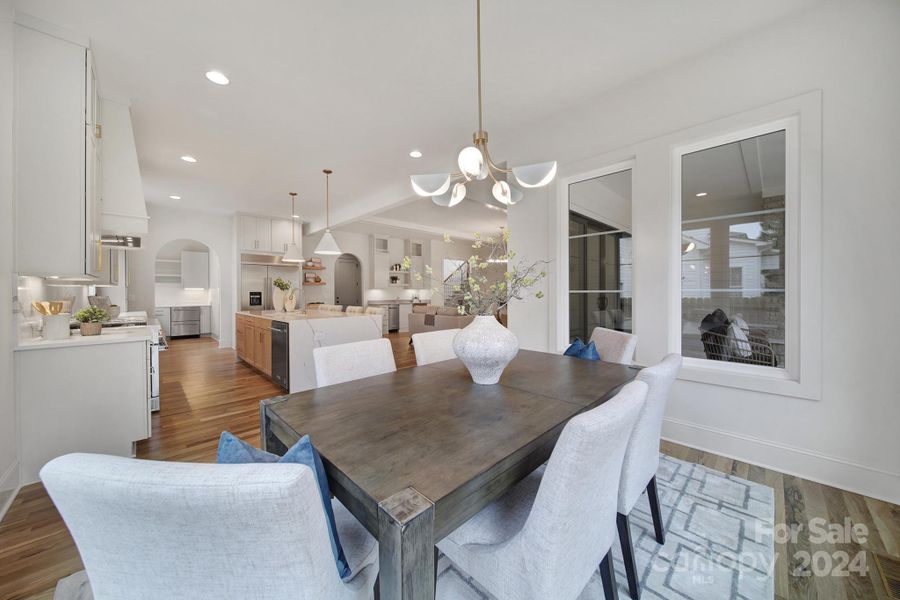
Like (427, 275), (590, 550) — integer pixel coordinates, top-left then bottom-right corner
(568, 169), (632, 342)
(681, 130), (786, 368)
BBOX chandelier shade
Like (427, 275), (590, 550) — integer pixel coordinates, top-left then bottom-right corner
(511, 161), (558, 188)
(411, 173), (453, 197)
(410, 0), (556, 207)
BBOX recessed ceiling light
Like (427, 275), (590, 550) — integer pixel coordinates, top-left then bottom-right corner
(47, 275), (59, 279)
(169, 195), (181, 200)
(409, 150), (423, 159)
(180, 155), (197, 163)
(292, 214), (300, 219)
(205, 71), (230, 85)
(695, 192), (707, 197)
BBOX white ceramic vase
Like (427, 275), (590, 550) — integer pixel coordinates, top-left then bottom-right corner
(284, 289), (298, 312)
(272, 287), (286, 312)
(452, 315), (519, 385)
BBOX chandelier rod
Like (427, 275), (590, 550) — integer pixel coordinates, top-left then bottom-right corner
(476, 0), (483, 134)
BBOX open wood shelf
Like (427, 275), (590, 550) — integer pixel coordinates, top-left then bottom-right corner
(302, 265), (326, 271)
(303, 281), (326, 286)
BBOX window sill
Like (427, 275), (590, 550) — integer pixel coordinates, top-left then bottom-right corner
(677, 357), (819, 401)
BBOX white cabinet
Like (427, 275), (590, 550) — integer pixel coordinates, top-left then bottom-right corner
(181, 251), (209, 289)
(14, 24), (103, 279)
(271, 219), (298, 254)
(370, 236), (391, 288)
(399, 303), (413, 333)
(200, 306), (211, 335)
(239, 216), (275, 252)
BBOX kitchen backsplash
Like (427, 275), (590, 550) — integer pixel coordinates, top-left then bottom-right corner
(154, 283), (211, 307)
(366, 288), (432, 303)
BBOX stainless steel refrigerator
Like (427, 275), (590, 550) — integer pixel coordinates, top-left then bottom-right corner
(240, 264), (301, 310)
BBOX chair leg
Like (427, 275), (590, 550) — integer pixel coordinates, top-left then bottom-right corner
(647, 476), (665, 545)
(599, 549), (619, 600)
(617, 512), (640, 600)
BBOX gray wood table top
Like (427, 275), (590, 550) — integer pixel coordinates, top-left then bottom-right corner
(265, 349), (637, 514)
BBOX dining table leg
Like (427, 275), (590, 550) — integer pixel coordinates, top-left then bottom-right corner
(377, 487), (435, 600)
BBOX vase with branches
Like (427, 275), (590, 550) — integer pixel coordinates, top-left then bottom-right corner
(402, 229), (548, 384)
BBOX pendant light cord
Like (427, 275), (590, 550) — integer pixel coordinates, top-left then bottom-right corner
(476, 0), (483, 133)
(289, 193), (297, 243)
(323, 169), (333, 230)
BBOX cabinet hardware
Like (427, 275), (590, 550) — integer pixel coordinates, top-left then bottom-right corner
(95, 124), (102, 139)
(97, 239), (103, 271)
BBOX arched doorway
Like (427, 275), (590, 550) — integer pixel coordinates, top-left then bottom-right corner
(334, 253), (362, 308)
(154, 239), (221, 339)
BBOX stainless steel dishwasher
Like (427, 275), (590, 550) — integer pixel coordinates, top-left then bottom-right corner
(271, 321), (289, 391)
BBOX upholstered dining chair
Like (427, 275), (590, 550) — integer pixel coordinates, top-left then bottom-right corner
(436, 380), (648, 600)
(364, 306), (385, 316)
(313, 338), (396, 387)
(616, 353), (682, 599)
(411, 328), (460, 365)
(41, 453), (379, 600)
(589, 327), (638, 365)
(345, 305), (364, 314)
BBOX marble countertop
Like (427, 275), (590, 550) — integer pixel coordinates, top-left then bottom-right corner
(366, 299), (429, 305)
(15, 326), (154, 352)
(236, 310), (377, 322)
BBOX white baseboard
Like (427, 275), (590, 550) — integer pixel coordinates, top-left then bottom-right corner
(0, 460), (20, 524)
(662, 417), (900, 505)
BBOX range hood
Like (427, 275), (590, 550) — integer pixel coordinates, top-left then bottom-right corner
(101, 98), (150, 238)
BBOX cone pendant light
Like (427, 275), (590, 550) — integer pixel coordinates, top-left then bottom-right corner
(314, 169), (342, 256)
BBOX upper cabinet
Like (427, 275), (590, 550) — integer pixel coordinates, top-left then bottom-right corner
(239, 215), (296, 254)
(370, 235), (431, 289)
(181, 251), (209, 290)
(14, 20), (103, 279)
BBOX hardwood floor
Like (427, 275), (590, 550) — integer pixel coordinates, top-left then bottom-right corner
(1, 334), (896, 600)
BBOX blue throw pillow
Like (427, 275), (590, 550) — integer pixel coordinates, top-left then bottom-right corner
(217, 432), (351, 579)
(578, 340), (601, 361)
(564, 338), (585, 357)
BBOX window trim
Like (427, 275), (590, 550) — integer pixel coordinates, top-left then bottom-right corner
(554, 159), (635, 352)
(668, 93), (822, 400)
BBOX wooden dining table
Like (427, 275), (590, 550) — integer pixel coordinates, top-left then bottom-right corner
(260, 349), (638, 600)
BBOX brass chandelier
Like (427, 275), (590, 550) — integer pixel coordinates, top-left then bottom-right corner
(410, 0), (557, 207)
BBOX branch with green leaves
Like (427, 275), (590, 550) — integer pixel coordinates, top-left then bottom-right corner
(402, 229), (547, 316)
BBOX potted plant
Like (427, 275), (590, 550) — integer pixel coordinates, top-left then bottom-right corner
(403, 229), (547, 384)
(272, 277), (291, 312)
(73, 306), (109, 336)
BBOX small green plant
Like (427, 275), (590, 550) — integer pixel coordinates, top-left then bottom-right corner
(272, 277), (291, 291)
(74, 306), (109, 323)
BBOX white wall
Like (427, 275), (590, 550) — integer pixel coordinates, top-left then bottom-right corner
(0, 0), (18, 520)
(130, 205), (235, 347)
(510, 0), (900, 503)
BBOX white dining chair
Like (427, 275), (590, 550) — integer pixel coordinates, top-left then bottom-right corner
(313, 338), (396, 387)
(436, 380), (648, 600)
(412, 329), (460, 366)
(616, 353), (682, 599)
(589, 327), (638, 365)
(41, 453), (378, 600)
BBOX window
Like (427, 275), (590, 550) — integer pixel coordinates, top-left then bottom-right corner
(568, 169), (632, 342)
(680, 130), (786, 368)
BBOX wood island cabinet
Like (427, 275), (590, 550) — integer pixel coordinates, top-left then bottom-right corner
(235, 314), (272, 377)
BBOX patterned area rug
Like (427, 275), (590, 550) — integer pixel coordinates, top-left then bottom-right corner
(437, 454), (775, 600)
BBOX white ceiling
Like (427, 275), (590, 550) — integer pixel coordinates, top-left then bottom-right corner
(16, 0), (819, 230)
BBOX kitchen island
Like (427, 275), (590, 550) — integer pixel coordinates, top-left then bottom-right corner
(235, 309), (383, 392)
